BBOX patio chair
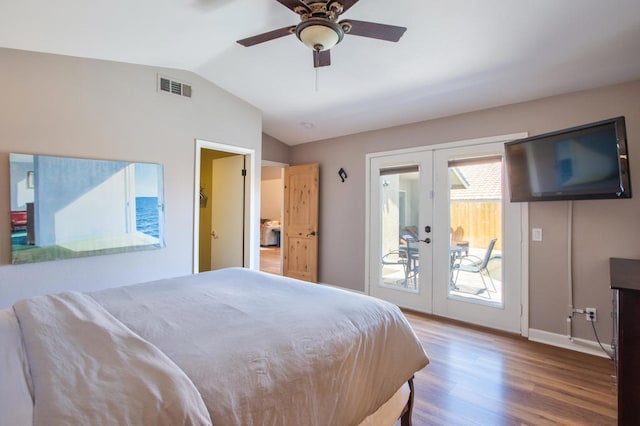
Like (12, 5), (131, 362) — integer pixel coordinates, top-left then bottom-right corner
(381, 228), (420, 288)
(453, 238), (497, 293)
(399, 231), (420, 288)
(451, 226), (469, 256)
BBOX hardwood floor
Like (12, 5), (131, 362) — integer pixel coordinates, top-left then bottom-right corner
(404, 310), (617, 425)
(255, 257), (615, 423)
(260, 246), (281, 275)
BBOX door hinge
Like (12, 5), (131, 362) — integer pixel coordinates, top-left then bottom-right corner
(241, 169), (247, 176)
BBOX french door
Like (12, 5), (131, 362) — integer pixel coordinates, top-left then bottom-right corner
(367, 138), (526, 333)
(369, 151), (434, 312)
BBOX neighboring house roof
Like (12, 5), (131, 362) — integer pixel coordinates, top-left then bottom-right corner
(450, 162), (502, 201)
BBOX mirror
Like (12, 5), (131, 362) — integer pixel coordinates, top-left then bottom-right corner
(9, 153), (165, 264)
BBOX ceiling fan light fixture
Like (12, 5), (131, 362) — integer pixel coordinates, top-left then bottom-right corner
(296, 18), (344, 51)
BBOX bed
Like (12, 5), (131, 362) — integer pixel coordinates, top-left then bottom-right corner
(0, 268), (429, 425)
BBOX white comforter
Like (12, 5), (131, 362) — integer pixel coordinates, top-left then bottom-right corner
(13, 292), (212, 426)
(9, 268), (429, 426)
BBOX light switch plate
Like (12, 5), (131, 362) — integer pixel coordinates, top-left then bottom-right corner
(532, 228), (543, 242)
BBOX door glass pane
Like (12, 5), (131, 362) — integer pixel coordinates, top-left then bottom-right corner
(380, 169), (420, 291)
(449, 159), (503, 305)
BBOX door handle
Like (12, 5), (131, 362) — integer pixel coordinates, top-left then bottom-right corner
(420, 225), (431, 243)
(308, 231), (317, 237)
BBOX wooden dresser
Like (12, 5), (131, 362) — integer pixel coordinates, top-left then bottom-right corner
(609, 258), (640, 426)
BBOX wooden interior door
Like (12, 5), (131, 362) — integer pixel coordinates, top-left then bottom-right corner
(283, 163), (319, 282)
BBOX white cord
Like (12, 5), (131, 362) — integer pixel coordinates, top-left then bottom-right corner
(567, 200), (574, 339)
(315, 68), (320, 92)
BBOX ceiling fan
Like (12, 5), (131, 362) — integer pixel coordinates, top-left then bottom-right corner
(237, 0), (407, 68)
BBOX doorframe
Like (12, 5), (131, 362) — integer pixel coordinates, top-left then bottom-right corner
(194, 139), (258, 273)
(365, 132), (530, 335)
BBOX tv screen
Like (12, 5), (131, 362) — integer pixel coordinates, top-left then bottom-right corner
(505, 116), (631, 202)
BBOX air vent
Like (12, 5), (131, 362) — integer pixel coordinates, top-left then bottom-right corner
(158, 75), (192, 98)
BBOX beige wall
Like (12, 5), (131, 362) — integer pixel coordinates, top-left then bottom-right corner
(290, 79), (640, 342)
(261, 167), (283, 221)
(4, 45), (636, 344)
(0, 48), (262, 307)
(262, 133), (290, 164)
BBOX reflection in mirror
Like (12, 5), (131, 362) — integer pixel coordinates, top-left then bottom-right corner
(9, 153), (165, 264)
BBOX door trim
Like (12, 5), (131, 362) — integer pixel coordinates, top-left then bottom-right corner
(194, 139), (258, 274)
(365, 132), (530, 335)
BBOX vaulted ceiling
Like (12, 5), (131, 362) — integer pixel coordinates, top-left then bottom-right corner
(2, 0), (640, 145)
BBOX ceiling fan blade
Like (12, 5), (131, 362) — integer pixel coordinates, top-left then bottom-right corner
(331, 0), (360, 13)
(275, 0), (311, 13)
(342, 19), (407, 42)
(237, 26), (295, 47)
(313, 50), (331, 68)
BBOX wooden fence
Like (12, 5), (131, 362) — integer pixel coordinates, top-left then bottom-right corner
(450, 201), (502, 251)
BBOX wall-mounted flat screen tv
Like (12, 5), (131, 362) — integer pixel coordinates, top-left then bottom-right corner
(505, 116), (630, 202)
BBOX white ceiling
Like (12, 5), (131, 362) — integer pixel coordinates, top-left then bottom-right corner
(2, 0), (640, 145)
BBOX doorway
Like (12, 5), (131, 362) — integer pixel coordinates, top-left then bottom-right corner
(260, 162), (285, 275)
(367, 134), (528, 334)
(193, 140), (258, 273)
(209, 154), (245, 270)
(257, 161), (320, 282)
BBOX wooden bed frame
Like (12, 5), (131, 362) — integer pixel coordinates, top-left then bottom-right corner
(400, 377), (416, 426)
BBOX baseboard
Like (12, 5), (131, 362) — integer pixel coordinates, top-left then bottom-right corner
(528, 328), (614, 358)
(321, 282), (366, 295)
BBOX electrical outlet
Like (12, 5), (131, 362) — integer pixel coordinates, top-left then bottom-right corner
(586, 307), (597, 322)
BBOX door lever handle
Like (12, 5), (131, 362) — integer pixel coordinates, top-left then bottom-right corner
(420, 237), (431, 244)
